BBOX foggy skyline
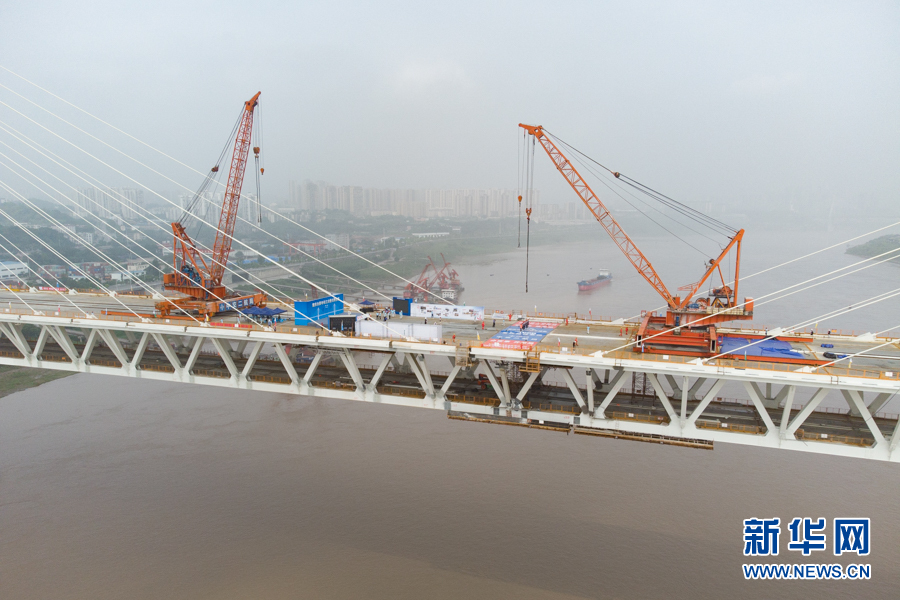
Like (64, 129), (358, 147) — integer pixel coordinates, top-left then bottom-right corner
(1, 1), (898, 213)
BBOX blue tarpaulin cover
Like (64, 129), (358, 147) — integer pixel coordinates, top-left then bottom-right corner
(718, 336), (803, 359)
(491, 325), (557, 344)
(240, 306), (286, 317)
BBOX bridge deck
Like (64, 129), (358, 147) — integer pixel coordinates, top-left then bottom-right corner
(0, 291), (897, 461)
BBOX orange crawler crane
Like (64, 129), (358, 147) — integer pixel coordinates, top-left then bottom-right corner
(519, 124), (753, 356)
(156, 92), (267, 317)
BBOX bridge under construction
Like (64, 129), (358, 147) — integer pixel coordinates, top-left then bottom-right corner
(0, 290), (897, 462)
(0, 81), (898, 464)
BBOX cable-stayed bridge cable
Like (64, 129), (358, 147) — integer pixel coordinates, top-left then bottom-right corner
(0, 153), (212, 324)
(0, 233), (88, 316)
(0, 128), (416, 338)
(0, 115), (414, 312)
(0, 181), (147, 319)
(0, 80), (453, 305)
(600, 245), (900, 355)
(701, 288), (900, 364)
(628, 221), (900, 321)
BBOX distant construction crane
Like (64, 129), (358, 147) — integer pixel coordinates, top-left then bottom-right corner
(404, 254), (463, 302)
(519, 123), (753, 356)
(157, 93), (267, 317)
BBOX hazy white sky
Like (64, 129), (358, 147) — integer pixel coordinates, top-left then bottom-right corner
(1, 1), (898, 208)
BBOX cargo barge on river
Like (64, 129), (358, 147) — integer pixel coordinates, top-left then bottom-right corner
(577, 270), (612, 291)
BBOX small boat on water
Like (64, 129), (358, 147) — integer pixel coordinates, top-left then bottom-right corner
(577, 269), (612, 291)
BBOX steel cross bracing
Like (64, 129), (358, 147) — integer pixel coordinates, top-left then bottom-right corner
(0, 313), (898, 462)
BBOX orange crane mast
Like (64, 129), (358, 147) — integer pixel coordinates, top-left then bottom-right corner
(519, 123), (753, 355)
(157, 92), (267, 317)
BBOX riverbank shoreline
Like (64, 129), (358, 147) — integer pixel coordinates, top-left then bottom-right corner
(0, 365), (76, 400)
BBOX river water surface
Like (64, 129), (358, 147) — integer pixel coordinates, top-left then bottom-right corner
(0, 223), (898, 599)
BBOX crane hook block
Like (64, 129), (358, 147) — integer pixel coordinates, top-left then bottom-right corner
(518, 195), (522, 202)
(211, 166), (219, 172)
(253, 146), (260, 155)
(613, 172), (620, 178)
(260, 168), (265, 175)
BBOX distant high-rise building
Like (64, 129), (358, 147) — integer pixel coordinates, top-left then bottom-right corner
(109, 188), (144, 219)
(71, 186), (148, 219)
(283, 181), (547, 220)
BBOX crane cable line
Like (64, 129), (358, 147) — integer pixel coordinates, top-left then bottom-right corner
(550, 134), (738, 245)
(254, 102), (263, 223)
(562, 145), (729, 250)
(562, 148), (717, 257)
(543, 128), (737, 236)
(179, 110), (240, 233)
(516, 128), (522, 248)
(0, 75), (454, 306)
(524, 131), (535, 292)
(547, 133), (735, 246)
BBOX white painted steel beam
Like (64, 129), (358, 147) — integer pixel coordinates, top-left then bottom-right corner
(561, 368), (586, 413)
(786, 388), (829, 437)
(685, 380), (727, 427)
(779, 386), (797, 439)
(646, 373), (678, 424)
(0, 313), (896, 462)
(596, 369), (627, 419)
(368, 353), (393, 392)
(241, 341), (265, 380)
(480, 360), (507, 406)
(743, 381), (778, 438)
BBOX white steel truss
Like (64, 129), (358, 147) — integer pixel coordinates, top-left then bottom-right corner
(0, 313), (897, 462)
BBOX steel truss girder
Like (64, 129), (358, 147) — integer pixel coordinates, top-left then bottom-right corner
(0, 314), (897, 462)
